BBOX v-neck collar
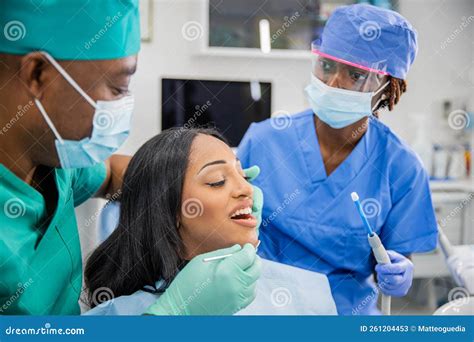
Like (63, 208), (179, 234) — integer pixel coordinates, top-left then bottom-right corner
(0, 164), (64, 226)
(0, 164), (45, 201)
(295, 113), (372, 186)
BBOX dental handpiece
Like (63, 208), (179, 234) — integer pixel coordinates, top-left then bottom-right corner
(367, 232), (392, 315)
(351, 192), (391, 315)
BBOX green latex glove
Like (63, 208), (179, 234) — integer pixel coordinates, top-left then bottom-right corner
(145, 244), (261, 315)
(243, 166), (264, 230)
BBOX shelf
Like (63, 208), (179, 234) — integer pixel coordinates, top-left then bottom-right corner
(412, 250), (450, 279)
(430, 179), (474, 193)
(196, 47), (312, 60)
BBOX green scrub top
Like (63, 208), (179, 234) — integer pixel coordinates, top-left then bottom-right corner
(0, 163), (106, 315)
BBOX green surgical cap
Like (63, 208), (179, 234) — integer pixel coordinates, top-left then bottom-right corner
(0, 0), (140, 60)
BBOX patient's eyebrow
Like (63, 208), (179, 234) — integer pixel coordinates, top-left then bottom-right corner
(198, 157), (239, 174)
(198, 160), (226, 174)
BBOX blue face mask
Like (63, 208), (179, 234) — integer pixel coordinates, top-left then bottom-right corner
(304, 73), (389, 129)
(34, 52), (134, 169)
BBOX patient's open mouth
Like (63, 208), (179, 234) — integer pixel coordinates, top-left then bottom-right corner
(230, 207), (252, 220)
(230, 206), (257, 228)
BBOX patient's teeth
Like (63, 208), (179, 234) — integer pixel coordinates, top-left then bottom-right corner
(231, 206), (252, 218)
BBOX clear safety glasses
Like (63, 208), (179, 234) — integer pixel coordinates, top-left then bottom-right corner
(311, 41), (389, 93)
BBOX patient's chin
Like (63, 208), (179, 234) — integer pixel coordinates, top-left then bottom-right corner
(231, 231), (259, 248)
(250, 236), (260, 248)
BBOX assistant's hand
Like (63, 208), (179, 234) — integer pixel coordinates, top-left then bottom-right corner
(375, 250), (413, 297)
(145, 243), (261, 315)
(243, 166), (264, 230)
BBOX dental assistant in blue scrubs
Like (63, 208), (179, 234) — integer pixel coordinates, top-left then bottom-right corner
(237, 4), (438, 315)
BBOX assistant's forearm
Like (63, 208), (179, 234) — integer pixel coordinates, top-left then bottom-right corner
(96, 154), (131, 199)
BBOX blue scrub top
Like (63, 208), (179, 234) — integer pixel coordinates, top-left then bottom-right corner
(237, 109), (438, 315)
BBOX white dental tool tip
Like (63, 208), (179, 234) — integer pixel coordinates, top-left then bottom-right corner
(202, 241), (261, 262)
(202, 253), (234, 262)
(351, 192), (359, 201)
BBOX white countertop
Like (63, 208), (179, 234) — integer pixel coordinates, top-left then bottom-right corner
(430, 179), (474, 193)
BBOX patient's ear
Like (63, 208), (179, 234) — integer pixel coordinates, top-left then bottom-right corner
(175, 219), (193, 260)
(176, 216), (181, 230)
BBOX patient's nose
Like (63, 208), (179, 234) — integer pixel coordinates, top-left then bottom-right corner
(233, 175), (253, 200)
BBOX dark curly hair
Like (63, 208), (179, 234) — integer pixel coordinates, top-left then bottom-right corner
(373, 77), (407, 116)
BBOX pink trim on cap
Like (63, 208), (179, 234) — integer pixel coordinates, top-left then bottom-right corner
(312, 48), (389, 76)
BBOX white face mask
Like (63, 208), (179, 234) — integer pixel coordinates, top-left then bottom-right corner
(34, 52), (134, 169)
(304, 73), (389, 129)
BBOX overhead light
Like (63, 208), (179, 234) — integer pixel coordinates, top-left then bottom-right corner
(250, 80), (262, 101)
(259, 19), (271, 54)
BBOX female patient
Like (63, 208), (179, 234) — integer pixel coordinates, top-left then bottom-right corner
(85, 128), (336, 315)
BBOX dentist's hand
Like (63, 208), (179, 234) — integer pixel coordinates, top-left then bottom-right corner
(243, 166), (264, 230)
(145, 244), (261, 315)
(375, 250), (413, 297)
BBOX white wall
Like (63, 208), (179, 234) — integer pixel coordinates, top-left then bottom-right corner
(386, 0), (474, 145)
(77, 0), (474, 261)
(121, 0), (473, 155)
(122, 0), (310, 156)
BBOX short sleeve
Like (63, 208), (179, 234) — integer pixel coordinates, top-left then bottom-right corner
(381, 164), (438, 254)
(237, 123), (256, 168)
(71, 162), (107, 207)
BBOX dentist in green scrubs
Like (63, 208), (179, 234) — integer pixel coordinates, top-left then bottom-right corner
(0, 0), (261, 315)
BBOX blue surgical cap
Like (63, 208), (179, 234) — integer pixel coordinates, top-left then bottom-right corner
(0, 0), (140, 60)
(315, 4), (418, 79)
